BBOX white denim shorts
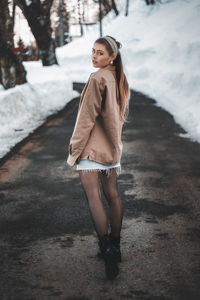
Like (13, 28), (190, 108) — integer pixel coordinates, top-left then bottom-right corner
(76, 158), (121, 177)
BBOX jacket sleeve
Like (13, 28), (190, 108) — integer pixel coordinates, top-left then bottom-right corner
(67, 75), (104, 166)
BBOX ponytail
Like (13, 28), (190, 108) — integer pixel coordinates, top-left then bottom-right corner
(113, 51), (130, 122)
(95, 36), (130, 122)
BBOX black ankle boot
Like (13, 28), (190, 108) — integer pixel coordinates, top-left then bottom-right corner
(108, 233), (122, 263)
(97, 233), (122, 262)
(98, 234), (119, 280)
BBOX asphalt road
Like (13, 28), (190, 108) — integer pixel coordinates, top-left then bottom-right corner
(0, 84), (200, 300)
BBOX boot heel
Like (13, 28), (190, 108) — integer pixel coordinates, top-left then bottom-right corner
(98, 234), (119, 280)
(104, 247), (119, 280)
(109, 233), (122, 263)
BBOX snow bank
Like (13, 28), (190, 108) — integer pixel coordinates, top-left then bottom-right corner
(124, 0), (200, 143)
(0, 61), (77, 158)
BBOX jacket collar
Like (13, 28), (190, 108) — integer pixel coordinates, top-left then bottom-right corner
(101, 64), (116, 71)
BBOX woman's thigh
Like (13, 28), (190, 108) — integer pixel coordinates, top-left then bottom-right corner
(99, 169), (119, 201)
(78, 170), (101, 199)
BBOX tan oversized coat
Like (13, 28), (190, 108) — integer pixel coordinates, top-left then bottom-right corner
(66, 64), (124, 167)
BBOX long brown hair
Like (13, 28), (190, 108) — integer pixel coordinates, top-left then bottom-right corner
(95, 36), (130, 122)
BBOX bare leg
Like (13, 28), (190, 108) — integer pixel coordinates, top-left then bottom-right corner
(99, 169), (123, 238)
(79, 170), (108, 238)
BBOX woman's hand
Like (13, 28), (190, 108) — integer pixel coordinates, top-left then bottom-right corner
(75, 156), (81, 166)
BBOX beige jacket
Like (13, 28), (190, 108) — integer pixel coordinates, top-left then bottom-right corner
(66, 64), (124, 167)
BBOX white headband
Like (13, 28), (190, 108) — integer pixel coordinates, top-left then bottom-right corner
(103, 36), (118, 54)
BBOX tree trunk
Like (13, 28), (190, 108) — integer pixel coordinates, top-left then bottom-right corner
(102, 0), (111, 14)
(111, 0), (119, 16)
(78, 0), (83, 36)
(101, 0), (118, 17)
(58, 0), (65, 46)
(0, 0), (27, 89)
(0, 38), (27, 89)
(145, 0), (155, 5)
(125, 0), (129, 16)
(16, 0), (58, 66)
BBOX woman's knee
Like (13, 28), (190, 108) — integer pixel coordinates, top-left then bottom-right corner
(103, 188), (119, 204)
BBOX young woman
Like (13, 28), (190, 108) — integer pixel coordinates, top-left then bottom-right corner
(67, 35), (130, 279)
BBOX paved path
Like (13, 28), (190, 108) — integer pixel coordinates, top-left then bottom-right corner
(0, 84), (200, 300)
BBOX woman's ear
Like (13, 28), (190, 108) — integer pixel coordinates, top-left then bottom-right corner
(112, 53), (117, 61)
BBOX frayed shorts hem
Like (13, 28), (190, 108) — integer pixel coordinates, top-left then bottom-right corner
(77, 165), (121, 177)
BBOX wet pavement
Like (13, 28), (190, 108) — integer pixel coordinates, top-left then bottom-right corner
(0, 84), (200, 300)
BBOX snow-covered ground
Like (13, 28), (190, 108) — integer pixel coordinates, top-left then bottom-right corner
(0, 0), (200, 159)
(0, 63), (78, 158)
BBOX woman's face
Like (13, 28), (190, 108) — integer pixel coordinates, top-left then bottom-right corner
(92, 42), (116, 68)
